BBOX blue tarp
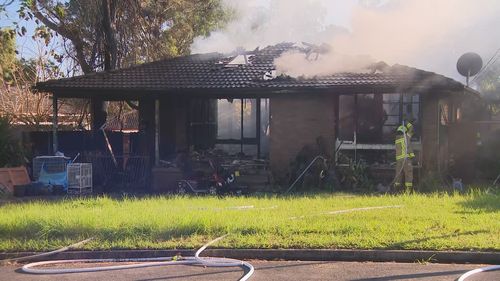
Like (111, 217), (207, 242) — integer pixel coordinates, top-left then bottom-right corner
(37, 166), (68, 190)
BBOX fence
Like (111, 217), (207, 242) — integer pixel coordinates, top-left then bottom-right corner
(81, 154), (151, 192)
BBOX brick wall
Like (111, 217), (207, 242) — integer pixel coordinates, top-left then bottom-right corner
(420, 91), (479, 181)
(421, 93), (439, 174)
(269, 93), (336, 182)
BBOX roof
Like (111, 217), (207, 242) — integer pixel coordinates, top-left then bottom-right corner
(35, 43), (468, 96)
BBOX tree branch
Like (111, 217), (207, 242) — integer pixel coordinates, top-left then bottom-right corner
(30, 1), (94, 74)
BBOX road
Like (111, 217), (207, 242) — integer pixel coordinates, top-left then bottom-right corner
(0, 261), (498, 281)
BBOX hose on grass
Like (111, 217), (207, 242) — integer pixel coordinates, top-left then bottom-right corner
(0, 238), (94, 265)
(21, 235), (254, 281)
(457, 265), (500, 281)
(288, 205), (403, 219)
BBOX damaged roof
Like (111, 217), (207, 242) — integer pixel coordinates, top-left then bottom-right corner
(35, 43), (467, 95)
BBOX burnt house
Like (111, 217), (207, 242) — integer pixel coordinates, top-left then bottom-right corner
(34, 43), (480, 187)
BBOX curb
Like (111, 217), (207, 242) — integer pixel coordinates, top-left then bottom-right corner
(1, 249), (499, 264)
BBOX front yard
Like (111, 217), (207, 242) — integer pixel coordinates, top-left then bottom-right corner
(0, 190), (498, 252)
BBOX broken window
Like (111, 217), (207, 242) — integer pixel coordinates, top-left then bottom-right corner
(336, 93), (421, 167)
(357, 94), (385, 143)
(217, 99), (242, 140)
(338, 93), (420, 144)
(189, 99), (217, 150)
(440, 102), (451, 125)
(338, 95), (356, 141)
(216, 98), (269, 158)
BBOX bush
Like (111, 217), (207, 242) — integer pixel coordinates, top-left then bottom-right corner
(338, 159), (374, 191)
(0, 116), (25, 167)
(416, 172), (449, 193)
(477, 129), (500, 180)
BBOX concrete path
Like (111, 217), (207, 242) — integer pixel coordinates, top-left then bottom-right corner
(1, 261), (498, 281)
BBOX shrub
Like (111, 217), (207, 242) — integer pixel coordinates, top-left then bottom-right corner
(0, 116), (25, 167)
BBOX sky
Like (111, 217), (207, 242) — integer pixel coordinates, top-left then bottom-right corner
(2, 0), (499, 82)
(0, 1), (41, 58)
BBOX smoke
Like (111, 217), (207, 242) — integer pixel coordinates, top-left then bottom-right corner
(274, 50), (374, 78)
(191, 0), (500, 80)
(190, 0), (337, 53)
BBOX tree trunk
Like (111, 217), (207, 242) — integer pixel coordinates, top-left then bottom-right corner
(102, 0), (118, 71)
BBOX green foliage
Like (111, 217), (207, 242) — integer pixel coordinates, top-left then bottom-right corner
(338, 160), (374, 191)
(476, 60), (500, 101)
(18, 0), (230, 72)
(476, 129), (500, 180)
(0, 28), (17, 83)
(0, 192), (498, 251)
(0, 117), (25, 168)
(416, 172), (447, 193)
(0, 0), (14, 14)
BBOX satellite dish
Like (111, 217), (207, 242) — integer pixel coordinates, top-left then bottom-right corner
(456, 52), (483, 86)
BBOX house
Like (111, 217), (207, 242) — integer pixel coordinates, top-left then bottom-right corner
(34, 43), (481, 188)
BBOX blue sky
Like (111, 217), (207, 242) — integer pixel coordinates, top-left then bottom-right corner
(1, 1), (41, 58)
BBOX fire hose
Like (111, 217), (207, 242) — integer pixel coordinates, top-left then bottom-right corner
(457, 265), (500, 281)
(19, 235), (254, 281)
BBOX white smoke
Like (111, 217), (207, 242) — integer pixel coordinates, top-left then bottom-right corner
(191, 0), (500, 80)
(274, 50), (374, 78)
(190, 0), (336, 54)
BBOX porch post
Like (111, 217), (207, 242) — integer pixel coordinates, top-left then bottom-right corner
(52, 94), (58, 154)
(256, 98), (261, 158)
(155, 99), (160, 166)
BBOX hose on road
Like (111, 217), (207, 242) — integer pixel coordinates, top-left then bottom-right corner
(457, 265), (500, 281)
(21, 235), (254, 281)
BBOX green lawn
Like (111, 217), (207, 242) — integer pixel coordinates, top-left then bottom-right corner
(0, 190), (498, 252)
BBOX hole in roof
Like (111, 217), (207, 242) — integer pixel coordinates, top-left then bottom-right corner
(224, 54), (254, 67)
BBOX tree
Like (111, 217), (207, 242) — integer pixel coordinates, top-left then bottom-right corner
(0, 116), (25, 167)
(20, 0), (229, 73)
(0, 29), (52, 126)
(18, 0), (229, 131)
(477, 61), (500, 100)
(0, 0), (14, 13)
(0, 28), (87, 127)
(0, 28), (17, 83)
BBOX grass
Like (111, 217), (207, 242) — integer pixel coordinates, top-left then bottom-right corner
(0, 190), (498, 252)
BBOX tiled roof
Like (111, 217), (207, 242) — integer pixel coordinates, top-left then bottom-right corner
(35, 43), (464, 93)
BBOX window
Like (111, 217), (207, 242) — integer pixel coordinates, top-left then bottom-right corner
(338, 93), (420, 144)
(338, 95), (355, 141)
(216, 98), (269, 157)
(440, 103), (450, 125)
(357, 94), (385, 143)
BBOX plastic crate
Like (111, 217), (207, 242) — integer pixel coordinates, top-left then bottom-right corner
(33, 156), (69, 181)
(67, 163), (92, 194)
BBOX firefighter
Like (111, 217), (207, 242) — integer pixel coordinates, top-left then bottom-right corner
(394, 121), (415, 191)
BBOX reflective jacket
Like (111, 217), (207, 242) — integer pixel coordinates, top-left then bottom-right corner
(395, 132), (415, 161)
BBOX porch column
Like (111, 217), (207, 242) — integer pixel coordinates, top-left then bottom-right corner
(138, 99), (155, 161)
(256, 98), (262, 158)
(52, 94), (58, 154)
(91, 98), (107, 133)
(155, 99), (160, 166)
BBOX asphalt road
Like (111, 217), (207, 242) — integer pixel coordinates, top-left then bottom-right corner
(0, 261), (498, 281)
